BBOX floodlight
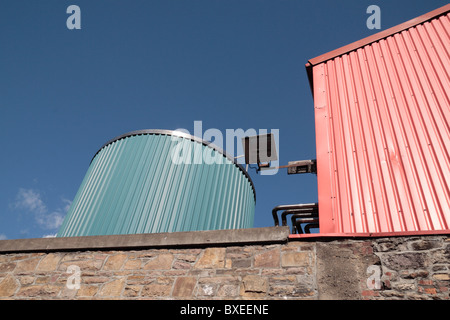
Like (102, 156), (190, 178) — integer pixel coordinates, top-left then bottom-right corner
(241, 133), (278, 166)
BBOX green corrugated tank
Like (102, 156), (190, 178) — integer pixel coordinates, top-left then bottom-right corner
(57, 130), (256, 237)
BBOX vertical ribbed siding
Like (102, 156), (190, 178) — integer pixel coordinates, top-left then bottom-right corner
(312, 12), (450, 234)
(57, 133), (255, 237)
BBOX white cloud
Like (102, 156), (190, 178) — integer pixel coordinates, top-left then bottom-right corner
(42, 234), (57, 238)
(61, 198), (72, 213)
(14, 188), (47, 214)
(0, 234), (7, 240)
(12, 188), (71, 231)
(36, 211), (65, 230)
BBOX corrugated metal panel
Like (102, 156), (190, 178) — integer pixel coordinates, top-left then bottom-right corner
(308, 7), (450, 234)
(57, 131), (256, 237)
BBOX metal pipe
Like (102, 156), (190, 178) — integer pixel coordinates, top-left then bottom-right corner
(281, 207), (318, 227)
(295, 220), (319, 234)
(291, 215), (319, 234)
(271, 203), (318, 227)
(304, 223), (320, 234)
(281, 209), (317, 233)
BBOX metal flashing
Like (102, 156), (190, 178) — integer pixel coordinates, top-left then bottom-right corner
(306, 4), (450, 93)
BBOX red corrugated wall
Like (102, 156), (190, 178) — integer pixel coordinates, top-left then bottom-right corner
(308, 5), (450, 235)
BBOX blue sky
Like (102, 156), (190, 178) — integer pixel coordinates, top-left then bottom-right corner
(0, 0), (447, 240)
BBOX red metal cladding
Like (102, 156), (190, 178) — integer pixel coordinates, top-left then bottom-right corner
(307, 5), (450, 235)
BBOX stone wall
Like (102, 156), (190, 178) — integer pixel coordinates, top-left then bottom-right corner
(0, 227), (448, 300)
(316, 235), (450, 300)
(372, 236), (450, 299)
(0, 243), (316, 299)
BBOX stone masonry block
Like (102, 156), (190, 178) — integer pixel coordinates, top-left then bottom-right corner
(281, 252), (310, 267)
(254, 248), (280, 268)
(103, 254), (127, 270)
(143, 254), (174, 270)
(194, 248), (226, 269)
(172, 277), (196, 297)
(0, 275), (18, 297)
(15, 257), (41, 273)
(98, 278), (125, 297)
(36, 253), (61, 272)
(241, 275), (268, 297)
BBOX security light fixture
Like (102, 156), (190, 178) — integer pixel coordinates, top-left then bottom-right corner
(241, 133), (278, 171)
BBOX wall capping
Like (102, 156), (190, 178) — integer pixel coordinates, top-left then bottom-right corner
(0, 227), (290, 253)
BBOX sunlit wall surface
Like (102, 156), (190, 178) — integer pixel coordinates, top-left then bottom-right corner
(307, 6), (449, 234)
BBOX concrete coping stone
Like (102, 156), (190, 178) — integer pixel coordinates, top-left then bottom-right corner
(0, 226), (290, 253)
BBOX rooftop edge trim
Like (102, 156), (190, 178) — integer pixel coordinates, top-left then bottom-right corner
(305, 3), (450, 93)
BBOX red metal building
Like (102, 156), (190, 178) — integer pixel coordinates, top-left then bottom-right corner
(304, 4), (450, 237)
